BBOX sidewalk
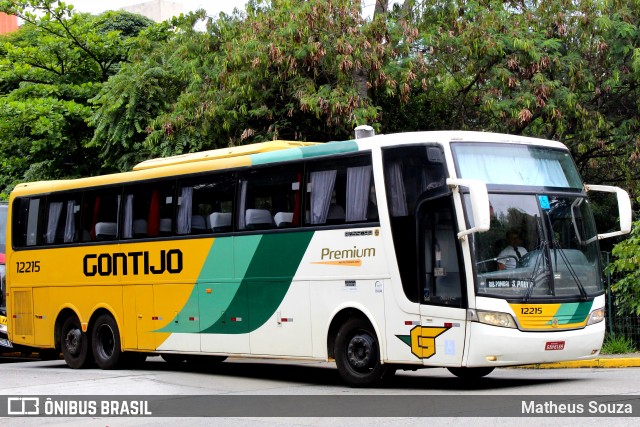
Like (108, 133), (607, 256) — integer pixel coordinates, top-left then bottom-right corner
(524, 353), (640, 368)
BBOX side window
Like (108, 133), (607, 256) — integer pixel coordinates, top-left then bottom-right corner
(419, 197), (464, 308)
(382, 145), (448, 302)
(82, 188), (122, 242)
(238, 165), (302, 231)
(12, 197), (44, 248)
(123, 181), (175, 239)
(177, 173), (235, 235)
(305, 155), (376, 226)
(384, 145), (446, 218)
(44, 194), (81, 245)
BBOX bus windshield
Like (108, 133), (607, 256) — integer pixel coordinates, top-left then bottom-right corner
(452, 143), (583, 189)
(465, 193), (603, 300)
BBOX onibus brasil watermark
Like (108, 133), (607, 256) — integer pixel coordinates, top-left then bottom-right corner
(6, 397), (151, 416)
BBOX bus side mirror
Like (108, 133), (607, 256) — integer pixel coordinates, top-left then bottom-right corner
(585, 184), (632, 240)
(446, 178), (490, 238)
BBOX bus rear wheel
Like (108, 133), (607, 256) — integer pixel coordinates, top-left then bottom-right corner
(334, 318), (394, 387)
(60, 316), (91, 369)
(92, 314), (123, 370)
(447, 367), (495, 379)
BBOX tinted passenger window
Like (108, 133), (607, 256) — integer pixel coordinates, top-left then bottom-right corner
(305, 155), (377, 226)
(82, 188), (122, 242)
(12, 197), (44, 248)
(123, 182), (175, 239)
(238, 166), (302, 230)
(177, 174), (235, 235)
(44, 194), (81, 244)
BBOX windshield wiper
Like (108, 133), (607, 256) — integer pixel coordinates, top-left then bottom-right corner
(523, 215), (551, 302)
(544, 208), (588, 300)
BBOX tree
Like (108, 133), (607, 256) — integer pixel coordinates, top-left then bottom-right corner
(90, 0), (415, 168)
(608, 219), (640, 315)
(88, 11), (207, 170)
(0, 0), (153, 194)
(378, 0), (640, 198)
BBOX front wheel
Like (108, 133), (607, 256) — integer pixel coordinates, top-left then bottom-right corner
(447, 367), (495, 379)
(60, 316), (91, 369)
(334, 318), (394, 387)
(92, 314), (123, 369)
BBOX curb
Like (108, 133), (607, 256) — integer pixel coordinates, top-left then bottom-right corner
(521, 357), (640, 369)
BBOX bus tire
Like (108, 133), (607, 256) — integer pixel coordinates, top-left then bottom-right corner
(61, 316), (91, 369)
(92, 314), (123, 370)
(447, 367), (494, 379)
(334, 318), (394, 387)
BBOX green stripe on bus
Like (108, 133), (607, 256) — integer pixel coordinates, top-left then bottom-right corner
(157, 236), (254, 333)
(299, 140), (358, 158)
(159, 231), (313, 335)
(552, 302), (592, 325)
(200, 231), (313, 334)
(250, 140), (359, 166)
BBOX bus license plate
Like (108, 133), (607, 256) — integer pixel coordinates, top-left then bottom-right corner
(545, 341), (565, 350)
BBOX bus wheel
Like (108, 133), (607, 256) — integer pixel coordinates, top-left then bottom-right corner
(92, 314), (123, 370)
(447, 367), (495, 379)
(335, 318), (394, 387)
(61, 316), (91, 369)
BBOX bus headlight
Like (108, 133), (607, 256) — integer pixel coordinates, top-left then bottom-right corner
(0, 322), (6, 334)
(469, 309), (517, 328)
(587, 308), (605, 325)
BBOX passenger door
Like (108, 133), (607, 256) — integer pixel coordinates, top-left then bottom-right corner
(417, 195), (466, 366)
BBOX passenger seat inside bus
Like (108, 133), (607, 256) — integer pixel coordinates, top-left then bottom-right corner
(159, 218), (172, 236)
(274, 212), (293, 228)
(191, 215), (207, 234)
(133, 219), (148, 238)
(326, 203), (345, 223)
(95, 222), (117, 241)
(209, 212), (232, 232)
(245, 208), (273, 229)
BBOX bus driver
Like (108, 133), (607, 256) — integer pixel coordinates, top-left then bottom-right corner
(497, 228), (527, 270)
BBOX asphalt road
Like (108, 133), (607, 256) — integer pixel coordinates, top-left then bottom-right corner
(0, 356), (639, 426)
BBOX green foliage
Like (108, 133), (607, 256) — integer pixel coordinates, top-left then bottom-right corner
(3, 0), (640, 209)
(91, 0), (405, 167)
(601, 333), (636, 354)
(609, 219), (640, 315)
(377, 0), (640, 199)
(0, 0), (153, 193)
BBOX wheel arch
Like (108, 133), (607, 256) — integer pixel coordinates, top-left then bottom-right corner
(326, 305), (382, 360)
(53, 303), (122, 352)
(53, 307), (81, 351)
(87, 307), (120, 344)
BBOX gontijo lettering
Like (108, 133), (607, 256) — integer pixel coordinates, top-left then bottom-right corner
(83, 249), (183, 276)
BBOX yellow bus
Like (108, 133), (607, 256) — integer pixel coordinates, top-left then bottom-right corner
(5, 131), (631, 386)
